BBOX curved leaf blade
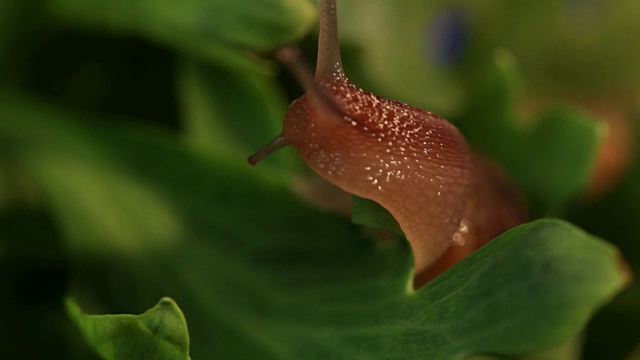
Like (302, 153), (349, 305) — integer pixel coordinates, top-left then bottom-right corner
(66, 297), (191, 360)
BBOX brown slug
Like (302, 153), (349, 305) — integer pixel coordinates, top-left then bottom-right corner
(249, 0), (527, 286)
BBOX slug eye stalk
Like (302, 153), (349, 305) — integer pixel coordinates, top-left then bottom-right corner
(247, 133), (289, 166)
(247, 46), (348, 167)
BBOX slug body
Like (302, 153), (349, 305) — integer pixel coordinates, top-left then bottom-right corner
(250, 0), (526, 283)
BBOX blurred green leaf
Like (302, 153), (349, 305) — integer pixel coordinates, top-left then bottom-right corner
(177, 60), (296, 174)
(519, 334), (583, 360)
(47, 0), (317, 72)
(457, 50), (602, 215)
(0, 0), (24, 76)
(570, 116), (640, 273)
(0, 0), (43, 86)
(570, 116), (640, 359)
(0, 206), (98, 360)
(66, 297), (190, 360)
(351, 195), (403, 236)
(509, 108), (602, 215)
(462, 0), (640, 97)
(0, 92), (628, 359)
(0, 0), (17, 73)
(337, 0), (640, 111)
(627, 342), (640, 360)
(337, 0), (465, 113)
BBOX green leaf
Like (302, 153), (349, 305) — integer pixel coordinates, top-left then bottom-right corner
(47, 0), (317, 71)
(66, 297), (191, 360)
(0, 92), (628, 359)
(457, 50), (603, 215)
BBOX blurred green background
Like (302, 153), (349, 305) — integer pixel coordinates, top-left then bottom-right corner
(1, 0), (639, 359)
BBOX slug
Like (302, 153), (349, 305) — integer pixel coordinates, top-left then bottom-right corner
(249, 0), (527, 286)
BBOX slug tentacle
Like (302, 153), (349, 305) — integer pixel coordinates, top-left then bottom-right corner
(250, 0), (527, 286)
(316, 0), (343, 80)
(248, 133), (289, 166)
(277, 47), (348, 124)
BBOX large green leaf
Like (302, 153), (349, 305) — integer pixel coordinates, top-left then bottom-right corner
(47, 0), (317, 72)
(66, 297), (190, 360)
(0, 92), (628, 359)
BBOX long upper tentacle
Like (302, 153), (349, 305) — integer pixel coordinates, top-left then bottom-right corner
(316, 0), (344, 80)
